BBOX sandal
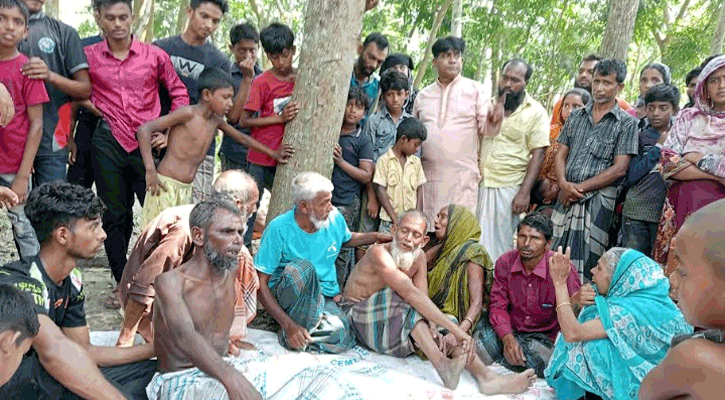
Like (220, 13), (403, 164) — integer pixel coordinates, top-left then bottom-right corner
(103, 291), (121, 309)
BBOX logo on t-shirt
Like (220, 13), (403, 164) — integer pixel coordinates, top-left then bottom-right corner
(326, 241), (338, 258)
(37, 37), (56, 54)
(170, 56), (205, 80)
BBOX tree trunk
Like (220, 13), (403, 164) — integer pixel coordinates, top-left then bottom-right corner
(44, 0), (59, 18)
(712, 0), (725, 55)
(414, 0), (455, 89)
(451, 0), (463, 37)
(266, 0), (366, 222)
(176, 0), (191, 35)
(133, 0), (155, 42)
(598, 0), (640, 61)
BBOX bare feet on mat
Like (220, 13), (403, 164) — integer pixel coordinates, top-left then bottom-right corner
(477, 368), (536, 395)
(435, 353), (467, 390)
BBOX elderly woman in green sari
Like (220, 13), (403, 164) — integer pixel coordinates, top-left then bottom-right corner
(425, 204), (495, 353)
(544, 247), (692, 400)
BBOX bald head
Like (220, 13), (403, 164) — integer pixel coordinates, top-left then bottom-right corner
(681, 199), (725, 279)
(213, 170), (258, 204)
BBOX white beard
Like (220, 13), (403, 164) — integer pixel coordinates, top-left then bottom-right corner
(390, 238), (418, 272)
(310, 207), (334, 230)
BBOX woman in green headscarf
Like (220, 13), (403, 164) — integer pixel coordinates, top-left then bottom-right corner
(425, 204), (494, 351)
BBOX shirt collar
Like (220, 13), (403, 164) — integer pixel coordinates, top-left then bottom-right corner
(585, 100), (624, 121)
(101, 36), (142, 58)
(29, 11), (45, 21)
(351, 71), (379, 88)
(382, 106), (411, 121)
(436, 74), (462, 89)
(510, 249), (550, 279)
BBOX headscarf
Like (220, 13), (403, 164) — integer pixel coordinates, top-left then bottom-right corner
(660, 55), (725, 179)
(427, 205), (494, 325)
(545, 249), (692, 400)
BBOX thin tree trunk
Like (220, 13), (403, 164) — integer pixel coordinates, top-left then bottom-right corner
(133, 0), (155, 42)
(266, 0), (367, 222)
(451, 0), (463, 37)
(414, 0), (455, 89)
(712, 0), (725, 55)
(176, 0), (190, 35)
(599, 0), (640, 60)
(44, 0), (59, 18)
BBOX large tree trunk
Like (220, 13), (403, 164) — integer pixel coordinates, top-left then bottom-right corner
(133, 0), (155, 42)
(712, 0), (725, 55)
(176, 0), (191, 35)
(414, 0), (455, 89)
(599, 0), (640, 60)
(266, 0), (367, 222)
(451, 0), (463, 37)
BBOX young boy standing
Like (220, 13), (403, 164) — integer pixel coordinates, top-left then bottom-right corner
(332, 87), (374, 290)
(240, 22), (298, 227)
(360, 70), (411, 232)
(373, 118), (427, 233)
(620, 84), (680, 255)
(0, 0), (48, 260)
(137, 68), (292, 227)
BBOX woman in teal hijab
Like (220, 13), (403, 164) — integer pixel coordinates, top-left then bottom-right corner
(544, 247), (692, 400)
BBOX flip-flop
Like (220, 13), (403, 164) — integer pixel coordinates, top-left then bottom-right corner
(103, 293), (121, 309)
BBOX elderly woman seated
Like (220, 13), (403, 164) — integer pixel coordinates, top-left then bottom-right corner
(425, 205), (494, 350)
(544, 247), (692, 400)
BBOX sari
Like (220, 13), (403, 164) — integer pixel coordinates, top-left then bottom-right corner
(540, 120), (563, 183)
(545, 249), (692, 400)
(652, 55), (725, 269)
(428, 204), (494, 327)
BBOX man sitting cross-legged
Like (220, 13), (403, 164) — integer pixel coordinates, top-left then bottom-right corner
(148, 196), (363, 400)
(343, 210), (536, 394)
(0, 182), (156, 400)
(116, 169), (261, 348)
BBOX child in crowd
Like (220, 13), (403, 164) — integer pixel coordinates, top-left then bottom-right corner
(540, 88), (590, 184)
(0, 284), (40, 386)
(332, 87), (374, 289)
(360, 70), (412, 233)
(239, 22), (298, 206)
(373, 117), (427, 233)
(0, 0), (48, 260)
(138, 68), (292, 227)
(620, 84), (679, 255)
(529, 178), (558, 218)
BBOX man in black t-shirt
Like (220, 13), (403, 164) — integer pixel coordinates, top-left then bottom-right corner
(154, 0), (231, 203)
(0, 182), (156, 400)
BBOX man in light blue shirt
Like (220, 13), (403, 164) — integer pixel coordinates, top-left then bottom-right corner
(255, 172), (390, 353)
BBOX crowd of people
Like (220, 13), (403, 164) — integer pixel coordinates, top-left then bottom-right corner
(0, 0), (723, 398)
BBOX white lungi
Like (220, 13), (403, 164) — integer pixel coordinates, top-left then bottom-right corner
(477, 185), (521, 262)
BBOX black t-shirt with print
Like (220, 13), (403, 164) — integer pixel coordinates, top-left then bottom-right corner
(0, 255), (86, 328)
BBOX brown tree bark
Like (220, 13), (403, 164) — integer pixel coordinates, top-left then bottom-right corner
(133, 0), (155, 43)
(414, 0), (455, 89)
(599, 0), (640, 61)
(712, 0), (725, 55)
(266, 0), (367, 222)
(176, 0), (191, 35)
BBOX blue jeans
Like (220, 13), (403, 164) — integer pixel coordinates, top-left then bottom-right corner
(33, 150), (68, 187)
(0, 174), (39, 260)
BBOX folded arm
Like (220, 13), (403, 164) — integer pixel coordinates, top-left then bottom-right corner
(577, 154), (631, 193)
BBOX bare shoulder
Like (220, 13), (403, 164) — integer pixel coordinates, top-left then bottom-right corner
(154, 269), (184, 298)
(368, 243), (393, 269)
(668, 338), (725, 372)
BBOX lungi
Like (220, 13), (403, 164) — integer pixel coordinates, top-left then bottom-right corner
(140, 174), (193, 229)
(349, 287), (423, 357)
(477, 185), (521, 262)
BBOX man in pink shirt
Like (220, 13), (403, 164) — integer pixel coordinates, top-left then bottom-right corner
(474, 213), (593, 378)
(83, 0), (189, 292)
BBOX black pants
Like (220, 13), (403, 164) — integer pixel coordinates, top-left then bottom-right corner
(247, 163), (276, 247)
(67, 110), (99, 188)
(0, 353), (156, 400)
(93, 122), (146, 282)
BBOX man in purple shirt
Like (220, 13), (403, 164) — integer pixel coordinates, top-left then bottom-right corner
(83, 0), (189, 296)
(474, 213), (593, 378)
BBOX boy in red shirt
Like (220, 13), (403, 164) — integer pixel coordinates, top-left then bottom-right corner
(239, 22), (298, 227)
(0, 0), (49, 260)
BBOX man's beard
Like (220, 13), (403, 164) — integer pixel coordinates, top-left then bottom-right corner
(498, 88), (525, 112)
(574, 80), (592, 93)
(310, 208), (333, 230)
(356, 57), (374, 78)
(203, 241), (238, 271)
(390, 237), (418, 272)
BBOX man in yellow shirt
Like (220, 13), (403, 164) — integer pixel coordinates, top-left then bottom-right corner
(478, 59), (549, 261)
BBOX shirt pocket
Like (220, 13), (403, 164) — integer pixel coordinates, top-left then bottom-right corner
(589, 136), (616, 160)
(386, 166), (400, 187)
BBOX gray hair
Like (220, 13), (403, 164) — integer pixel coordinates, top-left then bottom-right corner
(601, 247), (628, 272)
(397, 209), (428, 232)
(212, 170), (257, 204)
(291, 172), (333, 206)
(189, 195), (244, 232)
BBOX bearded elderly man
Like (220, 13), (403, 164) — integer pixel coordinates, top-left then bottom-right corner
(255, 171), (391, 354)
(343, 210), (536, 394)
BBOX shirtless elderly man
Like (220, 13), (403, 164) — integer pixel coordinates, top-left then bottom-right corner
(148, 196), (361, 400)
(117, 170), (259, 347)
(343, 210), (536, 394)
(639, 199), (725, 400)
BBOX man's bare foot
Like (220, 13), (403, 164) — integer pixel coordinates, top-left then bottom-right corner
(434, 353), (467, 389)
(477, 368), (537, 395)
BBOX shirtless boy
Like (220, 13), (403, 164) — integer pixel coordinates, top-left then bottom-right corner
(149, 196), (361, 400)
(639, 199), (725, 400)
(137, 67), (293, 227)
(343, 210), (536, 394)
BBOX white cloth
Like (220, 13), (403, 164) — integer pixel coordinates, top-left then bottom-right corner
(477, 186), (521, 262)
